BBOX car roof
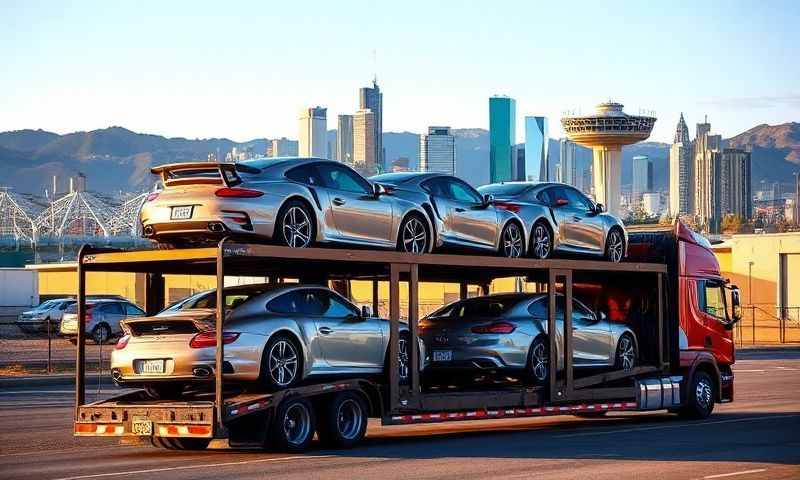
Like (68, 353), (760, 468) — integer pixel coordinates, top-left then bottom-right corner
(242, 157), (356, 178)
(371, 172), (445, 185)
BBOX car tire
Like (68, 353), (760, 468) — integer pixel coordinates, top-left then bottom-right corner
(317, 391), (369, 449)
(383, 331), (411, 385)
(613, 333), (637, 371)
(260, 334), (302, 391)
(270, 398), (316, 452)
(92, 323), (112, 344)
(605, 228), (625, 263)
(276, 199), (315, 248)
(499, 222), (524, 258)
(530, 222), (552, 259)
(526, 336), (549, 386)
(397, 214), (429, 254)
(679, 371), (715, 419)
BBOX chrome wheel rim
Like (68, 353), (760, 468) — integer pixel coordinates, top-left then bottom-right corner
(268, 340), (298, 387)
(696, 378), (712, 410)
(398, 337), (409, 381)
(94, 326), (109, 344)
(402, 218), (427, 254)
(608, 231), (624, 263)
(282, 206), (311, 248)
(336, 399), (363, 440)
(533, 225), (551, 259)
(531, 342), (548, 381)
(282, 403), (311, 446)
(618, 336), (635, 371)
(502, 224), (523, 258)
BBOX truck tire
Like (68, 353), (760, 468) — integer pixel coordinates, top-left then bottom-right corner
(317, 391), (368, 449)
(270, 398), (316, 452)
(679, 371), (715, 419)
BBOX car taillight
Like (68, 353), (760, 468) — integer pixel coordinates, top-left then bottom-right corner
(494, 202), (521, 213)
(145, 192), (160, 202)
(471, 322), (516, 334)
(189, 331), (240, 348)
(83, 306), (94, 322)
(215, 187), (263, 198)
(115, 335), (130, 350)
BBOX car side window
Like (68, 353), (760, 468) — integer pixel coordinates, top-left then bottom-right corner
(422, 178), (448, 197)
(528, 298), (547, 318)
(536, 188), (553, 205)
(320, 291), (358, 317)
(285, 164), (322, 186)
(549, 186), (570, 206)
(59, 301), (73, 311)
(317, 164), (372, 195)
(102, 302), (124, 315)
(267, 291), (305, 314)
(125, 303), (145, 316)
(447, 179), (483, 204)
(698, 281), (726, 321)
(268, 290), (328, 315)
(564, 187), (594, 211)
(572, 300), (595, 320)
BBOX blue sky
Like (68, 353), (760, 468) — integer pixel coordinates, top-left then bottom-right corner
(1, 0), (798, 143)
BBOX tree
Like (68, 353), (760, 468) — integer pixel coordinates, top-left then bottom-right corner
(720, 214), (743, 234)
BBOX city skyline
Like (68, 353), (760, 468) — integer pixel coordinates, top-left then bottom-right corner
(1, 2), (797, 143)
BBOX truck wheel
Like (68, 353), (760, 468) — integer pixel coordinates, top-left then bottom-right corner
(679, 371), (715, 419)
(317, 391), (368, 449)
(526, 336), (549, 385)
(261, 334), (301, 390)
(271, 398), (316, 452)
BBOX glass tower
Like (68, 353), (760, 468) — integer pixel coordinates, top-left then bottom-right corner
(489, 96), (516, 183)
(524, 116), (549, 181)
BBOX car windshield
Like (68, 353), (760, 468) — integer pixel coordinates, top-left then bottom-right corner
(34, 300), (56, 311)
(478, 184), (531, 197)
(428, 296), (527, 319)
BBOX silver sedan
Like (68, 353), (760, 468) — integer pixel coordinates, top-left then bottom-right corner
(419, 293), (638, 384)
(111, 284), (418, 397)
(142, 158), (434, 253)
(477, 182), (628, 262)
(370, 173), (526, 257)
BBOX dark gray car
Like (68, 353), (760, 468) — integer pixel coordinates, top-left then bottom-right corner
(478, 182), (628, 262)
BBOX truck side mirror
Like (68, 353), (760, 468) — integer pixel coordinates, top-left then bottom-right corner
(729, 286), (742, 324)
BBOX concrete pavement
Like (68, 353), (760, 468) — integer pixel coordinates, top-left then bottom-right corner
(0, 349), (798, 480)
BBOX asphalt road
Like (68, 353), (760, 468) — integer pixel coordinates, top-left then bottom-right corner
(1, 349), (798, 480)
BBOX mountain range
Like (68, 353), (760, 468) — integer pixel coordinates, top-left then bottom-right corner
(1, 123), (798, 197)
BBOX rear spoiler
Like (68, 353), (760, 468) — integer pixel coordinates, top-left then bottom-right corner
(151, 162), (260, 187)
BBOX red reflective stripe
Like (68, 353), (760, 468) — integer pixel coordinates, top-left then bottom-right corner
(187, 426), (210, 435)
(75, 423), (97, 433)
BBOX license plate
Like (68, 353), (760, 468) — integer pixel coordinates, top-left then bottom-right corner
(433, 350), (452, 362)
(170, 205), (193, 220)
(139, 359), (165, 374)
(132, 417), (153, 436)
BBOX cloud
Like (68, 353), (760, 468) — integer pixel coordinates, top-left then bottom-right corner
(698, 95), (800, 110)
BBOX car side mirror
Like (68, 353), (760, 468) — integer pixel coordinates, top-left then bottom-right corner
(599, 311), (607, 322)
(373, 183), (387, 196)
(361, 305), (372, 318)
(595, 203), (605, 213)
(346, 312), (364, 322)
(554, 198), (569, 207)
(483, 193), (495, 206)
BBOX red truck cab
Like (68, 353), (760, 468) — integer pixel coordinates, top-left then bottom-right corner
(628, 221), (740, 412)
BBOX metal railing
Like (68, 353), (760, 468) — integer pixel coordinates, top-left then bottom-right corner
(735, 305), (800, 345)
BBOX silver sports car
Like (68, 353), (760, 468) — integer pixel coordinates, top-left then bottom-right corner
(370, 173), (526, 257)
(419, 293), (637, 384)
(477, 182), (628, 262)
(142, 158), (434, 252)
(111, 284), (420, 397)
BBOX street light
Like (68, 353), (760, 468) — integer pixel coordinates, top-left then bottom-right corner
(748, 261), (755, 305)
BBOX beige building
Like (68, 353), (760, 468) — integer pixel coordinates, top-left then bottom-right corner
(353, 109), (377, 176)
(298, 107), (327, 158)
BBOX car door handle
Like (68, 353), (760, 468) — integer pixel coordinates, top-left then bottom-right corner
(332, 198), (346, 206)
(319, 327), (333, 335)
(572, 216), (582, 222)
(454, 207), (466, 212)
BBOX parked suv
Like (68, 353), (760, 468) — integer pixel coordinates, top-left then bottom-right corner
(60, 299), (146, 344)
(16, 298), (76, 334)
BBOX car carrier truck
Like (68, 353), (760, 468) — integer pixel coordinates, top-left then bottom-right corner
(72, 220), (740, 451)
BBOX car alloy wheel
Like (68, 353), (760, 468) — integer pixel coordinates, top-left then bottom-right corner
(268, 339), (299, 387)
(532, 223), (551, 259)
(93, 324), (111, 344)
(397, 335), (409, 382)
(501, 223), (523, 258)
(530, 339), (548, 382)
(401, 216), (428, 254)
(282, 206), (312, 248)
(606, 230), (624, 263)
(617, 335), (636, 371)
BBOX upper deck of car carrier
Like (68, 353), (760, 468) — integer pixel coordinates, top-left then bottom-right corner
(73, 239), (674, 445)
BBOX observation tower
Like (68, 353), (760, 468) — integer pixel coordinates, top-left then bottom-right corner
(561, 102), (656, 215)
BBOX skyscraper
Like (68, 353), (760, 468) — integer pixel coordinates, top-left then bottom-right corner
(298, 106), (327, 158)
(559, 139), (577, 188)
(694, 117), (724, 230)
(669, 113), (694, 216)
(270, 137), (299, 157)
(720, 148), (752, 220)
(359, 80), (383, 172)
(524, 116), (549, 181)
(489, 96), (516, 183)
(632, 155), (653, 202)
(353, 109), (377, 176)
(419, 126), (456, 175)
(336, 114), (354, 165)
